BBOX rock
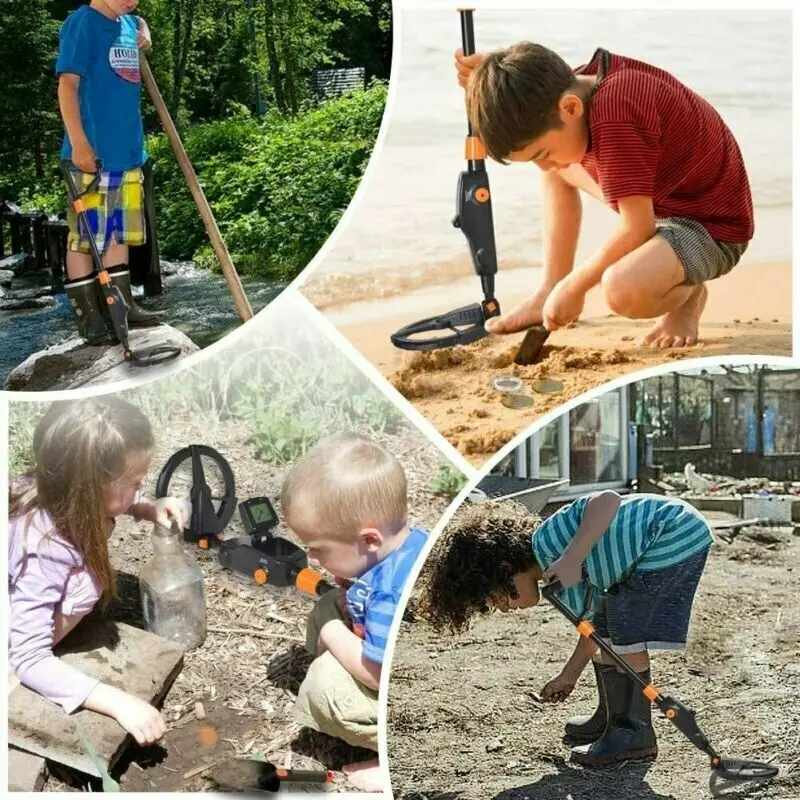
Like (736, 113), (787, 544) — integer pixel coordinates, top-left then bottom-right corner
(8, 747), (47, 792)
(3, 286), (54, 301)
(0, 296), (56, 312)
(485, 738), (504, 752)
(8, 619), (184, 778)
(0, 252), (28, 274)
(0, 269), (14, 287)
(4, 324), (198, 391)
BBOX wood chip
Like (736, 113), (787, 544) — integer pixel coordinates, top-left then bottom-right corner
(195, 701), (206, 720)
(207, 626), (304, 644)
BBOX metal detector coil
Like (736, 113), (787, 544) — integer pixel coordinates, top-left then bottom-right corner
(62, 160), (182, 369)
(155, 444), (237, 548)
(542, 578), (779, 786)
(391, 8), (501, 352)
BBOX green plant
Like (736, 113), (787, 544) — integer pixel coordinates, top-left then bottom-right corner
(7, 404), (44, 478)
(148, 83), (387, 279)
(429, 464), (468, 501)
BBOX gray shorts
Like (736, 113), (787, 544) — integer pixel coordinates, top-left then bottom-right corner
(593, 546), (710, 654)
(656, 217), (748, 285)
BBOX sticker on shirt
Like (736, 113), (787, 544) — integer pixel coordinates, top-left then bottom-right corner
(109, 25), (140, 83)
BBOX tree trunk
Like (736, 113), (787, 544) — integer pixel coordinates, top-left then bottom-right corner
(279, 0), (298, 113)
(170, 0), (199, 123)
(263, 0), (286, 113)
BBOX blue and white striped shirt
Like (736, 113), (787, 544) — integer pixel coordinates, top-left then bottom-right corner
(532, 494), (712, 619)
(345, 527), (429, 665)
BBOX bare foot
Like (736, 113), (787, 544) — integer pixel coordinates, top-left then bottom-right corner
(342, 758), (385, 792)
(485, 284), (552, 335)
(642, 284), (707, 348)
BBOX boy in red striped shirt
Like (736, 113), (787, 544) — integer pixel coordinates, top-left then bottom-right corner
(456, 45), (753, 348)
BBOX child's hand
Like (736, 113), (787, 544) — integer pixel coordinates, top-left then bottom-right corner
(540, 671), (576, 703)
(542, 276), (585, 330)
(543, 553), (583, 590)
(137, 18), (152, 51)
(71, 140), (98, 174)
(153, 497), (191, 529)
(454, 48), (485, 88)
(113, 693), (166, 745)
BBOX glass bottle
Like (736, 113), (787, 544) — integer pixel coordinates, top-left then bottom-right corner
(139, 521), (207, 650)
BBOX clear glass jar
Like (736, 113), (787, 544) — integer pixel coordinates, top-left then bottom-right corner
(139, 522), (207, 651)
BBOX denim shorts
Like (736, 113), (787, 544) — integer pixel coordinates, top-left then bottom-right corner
(656, 216), (748, 285)
(594, 546), (710, 654)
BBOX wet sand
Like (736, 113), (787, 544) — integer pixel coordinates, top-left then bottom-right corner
(309, 260), (792, 465)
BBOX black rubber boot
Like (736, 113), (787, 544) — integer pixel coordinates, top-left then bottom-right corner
(571, 668), (657, 767)
(564, 661), (614, 743)
(64, 274), (117, 345)
(105, 264), (164, 327)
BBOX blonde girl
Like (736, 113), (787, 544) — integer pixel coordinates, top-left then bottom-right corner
(8, 397), (186, 746)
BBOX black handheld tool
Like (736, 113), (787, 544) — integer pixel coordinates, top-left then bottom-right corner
(62, 160), (181, 368)
(542, 578), (779, 786)
(391, 8), (501, 351)
(218, 497), (335, 596)
(211, 758), (333, 792)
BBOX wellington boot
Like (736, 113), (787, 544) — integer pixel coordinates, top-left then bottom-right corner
(564, 662), (615, 743)
(106, 264), (164, 327)
(64, 275), (117, 345)
(571, 668), (657, 767)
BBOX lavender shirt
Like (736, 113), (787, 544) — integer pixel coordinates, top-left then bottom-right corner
(8, 507), (104, 713)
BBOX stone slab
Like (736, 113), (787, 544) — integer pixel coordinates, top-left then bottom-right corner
(8, 746), (47, 792)
(3, 324), (198, 391)
(9, 619), (183, 778)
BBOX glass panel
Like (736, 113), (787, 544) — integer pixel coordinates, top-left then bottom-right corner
(676, 375), (713, 447)
(763, 369), (800, 453)
(569, 393), (622, 485)
(538, 419), (562, 479)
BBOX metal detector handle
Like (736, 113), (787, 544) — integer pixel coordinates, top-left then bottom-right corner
(61, 159), (104, 197)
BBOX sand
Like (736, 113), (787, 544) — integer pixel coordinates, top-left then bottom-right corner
(304, 260), (792, 466)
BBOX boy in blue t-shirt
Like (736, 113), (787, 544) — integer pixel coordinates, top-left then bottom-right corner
(281, 433), (429, 791)
(420, 491), (711, 769)
(56, 0), (162, 344)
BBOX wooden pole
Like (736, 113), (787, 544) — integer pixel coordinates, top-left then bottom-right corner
(140, 55), (253, 322)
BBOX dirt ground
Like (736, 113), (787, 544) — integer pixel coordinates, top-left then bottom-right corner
(386, 511), (800, 800)
(38, 413), (456, 793)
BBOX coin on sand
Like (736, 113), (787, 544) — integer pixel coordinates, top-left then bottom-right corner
(531, 378), (564, 394)
(501, 393), (534, 409)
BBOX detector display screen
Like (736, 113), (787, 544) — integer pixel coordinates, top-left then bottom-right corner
(239, 497), (279, 534)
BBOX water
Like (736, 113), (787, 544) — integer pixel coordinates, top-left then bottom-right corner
(0, 260), (286, 384)
(310, 9), (792, 309)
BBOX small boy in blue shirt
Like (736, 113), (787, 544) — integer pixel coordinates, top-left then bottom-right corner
(420, 491), (711, 769)
(281, 432), (429, 791)
(56, 0), (162, 344)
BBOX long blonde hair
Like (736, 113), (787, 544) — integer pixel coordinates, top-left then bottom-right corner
(9, 397), (154, 608)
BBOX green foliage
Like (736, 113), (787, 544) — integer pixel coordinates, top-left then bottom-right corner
(429, 464), (468, 501)
(0, 0), (61, 201)
(0, 0), (391, 278)
(7, 404), (46, 478)
(148, 83), (387, 278)
(129, 320), (403, 466)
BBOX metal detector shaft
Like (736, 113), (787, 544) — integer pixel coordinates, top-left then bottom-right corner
(389, 9), (500, 351)
(62, 161), (183, 368)
(62, 161), (134, 361)
(455, 8), (499, 305)
(542, 579), (778, 781)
